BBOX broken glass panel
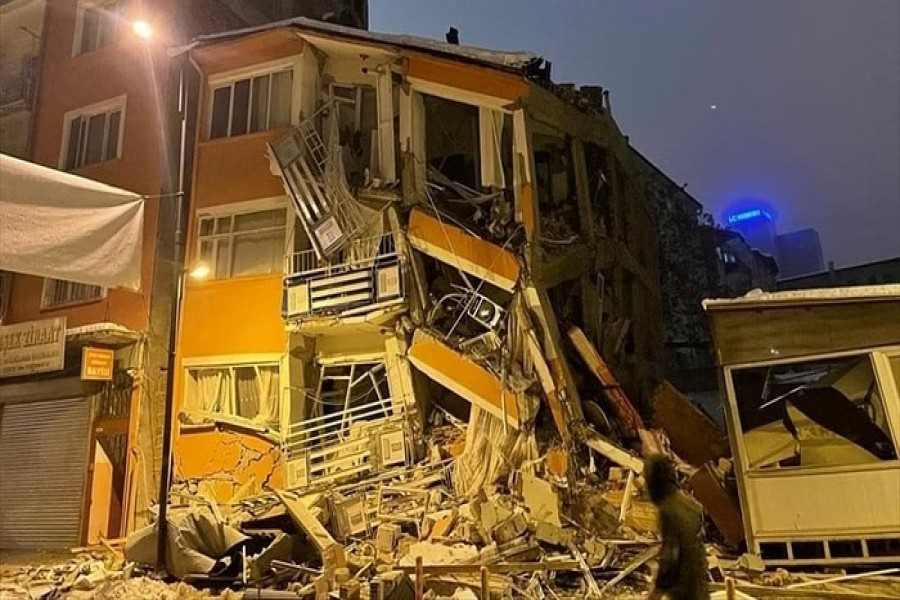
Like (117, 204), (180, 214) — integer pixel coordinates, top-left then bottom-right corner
(731, 354), (898, 470)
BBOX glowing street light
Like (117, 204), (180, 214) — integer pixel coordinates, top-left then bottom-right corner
(132, 19), (153, 40)
(188, 263), (210, 280)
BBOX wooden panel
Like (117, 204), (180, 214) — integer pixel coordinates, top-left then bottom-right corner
(746, 466), (900, 538)
(709, 300), (900, 366)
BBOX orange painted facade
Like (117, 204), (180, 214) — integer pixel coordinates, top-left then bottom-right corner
(172, 43), (293, 497)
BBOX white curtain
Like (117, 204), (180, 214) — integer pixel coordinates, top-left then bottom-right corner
(256, 366), (280, 429)
(190, 368), (231, 414)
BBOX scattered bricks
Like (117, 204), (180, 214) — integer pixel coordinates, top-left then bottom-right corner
(375, 523), (403, 554)
(532, 521), (572, 547)
(491, 512), (528, 544)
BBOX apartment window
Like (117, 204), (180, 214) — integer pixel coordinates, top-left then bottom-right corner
(76, 0), (123, 56)
(197, 206), (288, 279)
(209, 68), (292, 139)
(63, 99), (124, 170)
(184, 363), (280, 429)
(42, 279), (105, 308)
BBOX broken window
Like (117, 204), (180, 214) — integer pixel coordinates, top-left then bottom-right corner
(584, 143), (612, 236)
(329, 83), (378, 186)
(533, 132), (579, 242)
(209, 69), (292, 139)
(197, 206), (287, 279)
(730, 354), (898, 471)
(423, 94), (480, 190)
(183, 363), (280, 430)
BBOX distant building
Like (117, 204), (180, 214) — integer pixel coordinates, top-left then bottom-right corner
(726, 206), (778, 256)
(724, 205), (826, 280)
(778, 257), (900, 290)
(775, 228), (825, 278)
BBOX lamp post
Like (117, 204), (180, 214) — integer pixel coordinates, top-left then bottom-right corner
(153, 46), (207, 572)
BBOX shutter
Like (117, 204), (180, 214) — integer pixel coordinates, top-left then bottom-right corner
(0, 397), (91, 550)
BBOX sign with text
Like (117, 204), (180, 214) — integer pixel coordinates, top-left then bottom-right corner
(0, 317), (66, 378)
(81, 346), (114, 381)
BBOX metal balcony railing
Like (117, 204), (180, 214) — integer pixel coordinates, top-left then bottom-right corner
(282, 231), (404, 320)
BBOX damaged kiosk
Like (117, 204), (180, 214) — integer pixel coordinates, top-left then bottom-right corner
(704, 285), (900, 566)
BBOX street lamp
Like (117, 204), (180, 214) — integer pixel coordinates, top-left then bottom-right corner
(132, 20), (153, 40)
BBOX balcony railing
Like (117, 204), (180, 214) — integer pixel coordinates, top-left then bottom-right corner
(282, 398), (408, 490)
(283, 231), (405, 320)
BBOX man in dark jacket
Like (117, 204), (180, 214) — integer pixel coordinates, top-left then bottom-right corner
(645, 454), (710, 600)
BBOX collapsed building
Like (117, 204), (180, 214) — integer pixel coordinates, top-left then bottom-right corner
(167, 18), (663, 505)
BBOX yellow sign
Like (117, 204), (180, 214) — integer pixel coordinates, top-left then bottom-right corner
(81, 347), (114, 381)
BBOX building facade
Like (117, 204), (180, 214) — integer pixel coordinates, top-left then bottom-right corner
(775, 228), (825, 279)
(166, 20), (664, 502)
(0, 0), (367, 551)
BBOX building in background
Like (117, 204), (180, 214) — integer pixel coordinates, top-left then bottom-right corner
(778, 256), (900, 291)
(0, 0), (44, 159)
(775, 228), (825, 279)
(0, 0), (368, 552)
(724, 204), (826, 280)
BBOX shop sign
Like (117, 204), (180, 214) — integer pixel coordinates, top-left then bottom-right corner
(0, 317), (66, 378)
(81, 346), (114, 381)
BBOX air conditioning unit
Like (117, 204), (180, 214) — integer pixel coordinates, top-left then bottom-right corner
(376, 265), (401, 300)
(286, 453), (310, 488)
(377, 429), (406, 468)
(286, 283), (310, 316)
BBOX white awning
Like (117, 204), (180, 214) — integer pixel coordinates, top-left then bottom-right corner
(0, 154), (144, 291)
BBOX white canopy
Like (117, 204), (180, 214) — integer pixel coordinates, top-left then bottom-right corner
(0, 154), (144, 291)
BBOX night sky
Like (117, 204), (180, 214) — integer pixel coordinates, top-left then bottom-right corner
(371, 1), (900, 267)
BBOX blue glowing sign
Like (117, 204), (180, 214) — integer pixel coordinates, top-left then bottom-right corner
(727, 208), (773, 225)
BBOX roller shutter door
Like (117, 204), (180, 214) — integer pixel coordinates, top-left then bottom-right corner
(0, 397), (91, 550)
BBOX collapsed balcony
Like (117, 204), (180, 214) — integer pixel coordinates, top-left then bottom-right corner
(282, 231), (405, 322)
(282, 359), (413, 491)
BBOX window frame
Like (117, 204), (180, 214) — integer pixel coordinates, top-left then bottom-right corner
(194, 197), (291, 281)
(724, 347), (900, 475)
(182, 354), (284, 432)
(40, 278), (107, 310)
(59, 95), (127, 171)
(206, 60), (295, 140)
(72, 0), (123, 57)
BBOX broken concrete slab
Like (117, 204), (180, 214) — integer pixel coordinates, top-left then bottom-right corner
(407, 208), (521, 292)
(520, 471), (562, 527)
(275, 490), (347, 571)
(581, 429), (644, 473)
(408, 329), (521, 428)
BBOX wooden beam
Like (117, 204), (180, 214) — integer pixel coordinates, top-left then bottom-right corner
(568, 326), (644, 436)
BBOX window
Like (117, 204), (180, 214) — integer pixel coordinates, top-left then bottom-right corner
(75, 1), (123, 55)
(197, 206), (288, 279)
(330, 83), (378, 185)
(730, 354), (897, 471)
(63, 99), (124, 170)
(423, 93), (481, 189)
(209, 69), (292, 139)
(42, 279), (105, 308)
(184, 363), (280, 429)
